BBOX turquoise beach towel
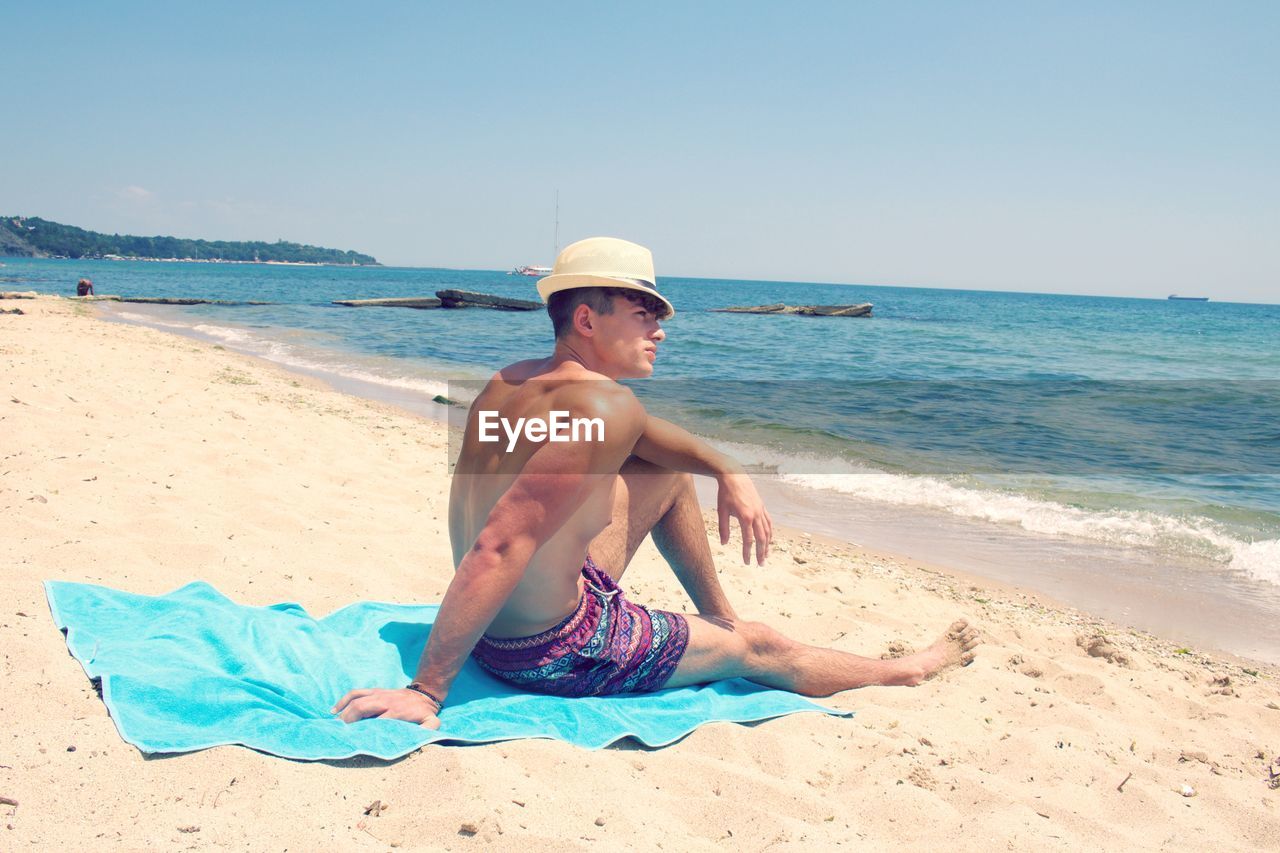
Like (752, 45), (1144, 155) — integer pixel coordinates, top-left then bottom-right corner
(44, 580), (848, 760)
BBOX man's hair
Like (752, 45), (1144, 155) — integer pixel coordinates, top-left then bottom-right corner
(547, 286), (670, 339)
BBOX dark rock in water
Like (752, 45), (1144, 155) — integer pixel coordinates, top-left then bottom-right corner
(713, 302), (872, 317)
(332, 291), (541, 311)
(122, 297), (210, 305)
(68, 295), (274, 306)
(716, 302), (789, 314)
(805, 304), (873, 317)
(332, 297), (443, 309)
(436, 289), (541, 311)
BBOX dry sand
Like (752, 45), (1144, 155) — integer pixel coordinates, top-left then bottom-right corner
(3, 296), (1279, 850)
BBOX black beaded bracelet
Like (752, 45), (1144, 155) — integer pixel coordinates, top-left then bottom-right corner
(405, 682), (444, 709)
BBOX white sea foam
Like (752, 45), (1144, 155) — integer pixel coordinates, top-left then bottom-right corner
(116, 311), (192, 329)
(710, 439), (1280, 584)
(1230, 539), (1280, 586)
(192, 323), (254, 345)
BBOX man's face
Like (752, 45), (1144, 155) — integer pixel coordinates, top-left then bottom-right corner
(589, 294), (666, 379)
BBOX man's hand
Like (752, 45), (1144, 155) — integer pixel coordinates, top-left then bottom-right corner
(716, 470), (773, 565)
(331, 688), (442, 729)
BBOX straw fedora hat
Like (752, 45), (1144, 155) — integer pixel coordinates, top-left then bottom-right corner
(536, 237), (675, 318)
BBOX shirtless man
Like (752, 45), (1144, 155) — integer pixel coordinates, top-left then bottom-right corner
(335, 237), (978, 729)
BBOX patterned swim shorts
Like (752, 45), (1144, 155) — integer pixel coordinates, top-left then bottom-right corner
(470, 556), (690, 697)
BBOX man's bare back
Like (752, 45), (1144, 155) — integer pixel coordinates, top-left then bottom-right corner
(449, 358), (638, 637)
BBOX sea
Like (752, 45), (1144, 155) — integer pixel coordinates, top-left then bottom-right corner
(6, 258), (1279, 663)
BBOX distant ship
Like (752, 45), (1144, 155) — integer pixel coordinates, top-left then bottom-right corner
(511, 265), (552, 277)
(509, 192), (560, 279)
(1168, 295), (1209, 301)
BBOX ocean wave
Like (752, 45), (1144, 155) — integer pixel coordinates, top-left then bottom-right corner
(192, 323), (254, 345)
(711, 439), (1280, 584)
(1230, 540), (1280, 586)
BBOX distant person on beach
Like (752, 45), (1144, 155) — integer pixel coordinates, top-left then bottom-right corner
(76, 278), (94, 297)
(335, 237), (978, 728)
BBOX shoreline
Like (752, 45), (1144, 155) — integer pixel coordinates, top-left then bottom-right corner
(5, 296), (1279, 849)
(26, 293), (1280, 674)
(97, 296), (1280, 667)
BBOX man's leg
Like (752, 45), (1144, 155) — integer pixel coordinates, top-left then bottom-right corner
(665, 614), (980, 694)
(589, 456), (737, 619)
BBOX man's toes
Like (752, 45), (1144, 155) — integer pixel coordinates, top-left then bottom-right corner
(946, 619), (969, 638)
(961, 651), (976, 666)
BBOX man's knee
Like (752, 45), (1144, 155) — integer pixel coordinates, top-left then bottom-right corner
(670, 469), (695, 501)
(735, 620), (798, 669)
(680, 617), (798, 683)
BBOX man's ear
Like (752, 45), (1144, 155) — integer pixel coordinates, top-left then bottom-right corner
(572, 303), (594, 337)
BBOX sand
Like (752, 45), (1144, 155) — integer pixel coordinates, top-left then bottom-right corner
(3, 296), (1278, 850)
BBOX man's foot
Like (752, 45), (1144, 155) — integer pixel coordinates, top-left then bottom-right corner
(899, 619), (979, 685)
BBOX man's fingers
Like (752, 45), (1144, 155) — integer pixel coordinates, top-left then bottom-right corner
(717, 501), (730, 545)
(419, 715), (442, 730)
(740, 518), (754, 564)
(759, 511), (774, 565)
(335, 689), (441, 726)
(339, 695), (390, 723)
(378, 706), (435, 725)
(755, 517), (769, 565)
(331, 688), (375, 713)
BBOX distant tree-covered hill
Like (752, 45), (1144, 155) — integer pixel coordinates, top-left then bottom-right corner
(0, 216), (379, 265)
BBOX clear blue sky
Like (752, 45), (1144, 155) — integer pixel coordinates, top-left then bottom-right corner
(5, 2), (1277, 301)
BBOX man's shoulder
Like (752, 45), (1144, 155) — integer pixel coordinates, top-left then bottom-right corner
(493, 359), (545, 383)
(555, 378), (640, 421)
(482, 359), (645, 429)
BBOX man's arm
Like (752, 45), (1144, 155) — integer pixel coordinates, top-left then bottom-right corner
(334, 391), (644, 727)
(632, 415), (773, 565)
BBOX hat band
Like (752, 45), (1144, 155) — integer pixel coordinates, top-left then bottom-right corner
(612, 277), (659, 294)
